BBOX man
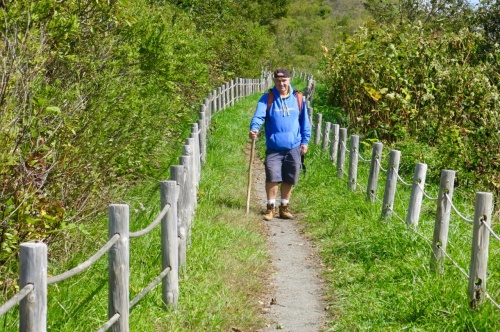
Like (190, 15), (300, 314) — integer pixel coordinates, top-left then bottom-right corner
(249, 69), (311, 220)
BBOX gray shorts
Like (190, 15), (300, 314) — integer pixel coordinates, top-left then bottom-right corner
(264, 146), (301, 185)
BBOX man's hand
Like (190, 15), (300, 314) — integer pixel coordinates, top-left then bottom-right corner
(300, 144), (308, 155)
(249, 130), (259, 140)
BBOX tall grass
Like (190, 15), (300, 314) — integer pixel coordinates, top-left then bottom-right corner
(293, 141), (500, 331)
(1, 95), (270, 331)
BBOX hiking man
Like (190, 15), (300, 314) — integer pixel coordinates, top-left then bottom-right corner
(249, 68), (311, 220)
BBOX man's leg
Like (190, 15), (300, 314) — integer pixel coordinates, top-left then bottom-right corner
(279, 182), (294, 219)
(279, 146), (301, 219)
(280, 182), (293, 200)
(264, 182), (279, 220)
(266, 182), (279, 200)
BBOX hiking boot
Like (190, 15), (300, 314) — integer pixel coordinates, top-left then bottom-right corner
(279, 203), (293, 219)
(263, 204), (275, 221)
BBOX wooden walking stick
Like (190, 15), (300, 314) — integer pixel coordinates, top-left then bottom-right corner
(246, 139), (256, 214)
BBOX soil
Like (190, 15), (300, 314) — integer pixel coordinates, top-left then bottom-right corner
(248, 144), (328, 332)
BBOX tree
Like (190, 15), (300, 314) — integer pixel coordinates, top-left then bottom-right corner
(476, 0), (500, 46)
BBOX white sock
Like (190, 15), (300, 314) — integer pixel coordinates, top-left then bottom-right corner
(268, 199), (276, 206)
(281, 199), (289, 205)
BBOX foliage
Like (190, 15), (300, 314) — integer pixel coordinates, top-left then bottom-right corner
(321, 22), (500, 194)
(166, 0), (278, 78)
(294, 141), (500, 331)
(0, 95), (270, 331)
(475, 0), (500, 47)
(363, 0), (476, 31)
(0, 0), (274, 283)
(269, 0), (370, 72)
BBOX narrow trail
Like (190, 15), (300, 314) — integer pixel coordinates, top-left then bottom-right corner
(248, 144), (327, 332)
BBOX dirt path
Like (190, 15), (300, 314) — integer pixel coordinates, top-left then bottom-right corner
(249, 146), (327, 332)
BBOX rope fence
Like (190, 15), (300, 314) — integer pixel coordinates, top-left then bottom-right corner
(312, 115), (499, 311)
(0, 71), (311, 332)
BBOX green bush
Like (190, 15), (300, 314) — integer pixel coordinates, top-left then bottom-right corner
(321, 22), (500, 194)
(0, 0), (276, 284)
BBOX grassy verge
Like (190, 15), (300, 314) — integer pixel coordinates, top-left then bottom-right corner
(1, 94), (270, 331)
(293, 140), (500, 331)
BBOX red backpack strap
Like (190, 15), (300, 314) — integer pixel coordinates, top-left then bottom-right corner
(294, 91), (303, 114)
(266, 90), (274, 112)
(267, 90), (303, 114)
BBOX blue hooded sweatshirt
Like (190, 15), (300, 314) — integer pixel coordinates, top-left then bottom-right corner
(250, 84), (311, 150)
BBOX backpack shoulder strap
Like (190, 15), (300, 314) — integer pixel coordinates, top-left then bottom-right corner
(294, 91), (303, 114)
(266, 89), (274, 112)
(267, 89), (303, 114)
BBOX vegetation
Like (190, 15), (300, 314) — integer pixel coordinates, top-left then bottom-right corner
(2, 0), (500, 329)
(0, 0), (277, 284)
(0, 0), (365, 285)
(1, 94), (270, 331)
(320, 0), (500, 195)
(294, 139), (500, 330)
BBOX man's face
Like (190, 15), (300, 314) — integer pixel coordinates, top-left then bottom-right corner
(274, 77), (290, 95)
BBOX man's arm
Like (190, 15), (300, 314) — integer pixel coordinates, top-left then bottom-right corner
(249, 94), (268, 139)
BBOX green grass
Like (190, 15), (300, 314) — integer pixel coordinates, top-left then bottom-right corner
(4, 77), (499, 331)
(293, 142), (500, 331)
(1, 94), (270, 331)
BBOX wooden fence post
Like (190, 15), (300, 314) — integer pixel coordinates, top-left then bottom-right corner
(348, 135), (359, 191)
(108, 204), (129, 332)
(19, 242), (47, 332)
(314, 113), (322, 146)
(381, 150), (401, 219)
(216, 87), (222, 112)
(198, 110), (207, 164)
(180, 150), (195, 242)
(336, 128), (347, 178)
(185, 138), (198, 192)
(222, 83), (227, 109)
(330, 124), (339, 162)
(468, 192), (493, 309)
(170, 165), (187, 267)
(161, 181), (179, 309)
(366, 142), (383, 202)
(322, 122), (331, 151)
(211, 89), (217, 114)
(235, 78), (239, 101)
(430, 169), (455, 273)
(203, 98), (211, 128)
(308, 106), (313, 128)
(190, 125), (201, 185)
(406, 163), (428, 228)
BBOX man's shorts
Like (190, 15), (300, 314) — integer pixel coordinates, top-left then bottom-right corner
(264, 146), (301, 185)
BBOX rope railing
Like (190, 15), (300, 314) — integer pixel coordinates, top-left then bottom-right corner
(395, 171), (413, 187)
(129, 204), (171, 238)
(47, 234), (121, 285)
(417, 183), (438, 201)
(312, 117), (499, 311)
(97, 313), (120, 332)
(439, 246), (470, 278)
(0, 285), (33, 317)
(482, 220), (500, 242)
(0, 73), (282, 331)
(376, 158), (388, 173)
(485, 292), (500, 310)
(130, 266), (172, 308)
(357, 151), (371, 163)
(445, 193), (474, 223)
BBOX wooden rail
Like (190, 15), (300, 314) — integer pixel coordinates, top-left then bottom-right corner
(0, 72), (297, 331)
(311, 115), (498, 310)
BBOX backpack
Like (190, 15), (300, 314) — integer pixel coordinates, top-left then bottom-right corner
(266, 89), (307, 177)
(266, 89), (304, 114)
